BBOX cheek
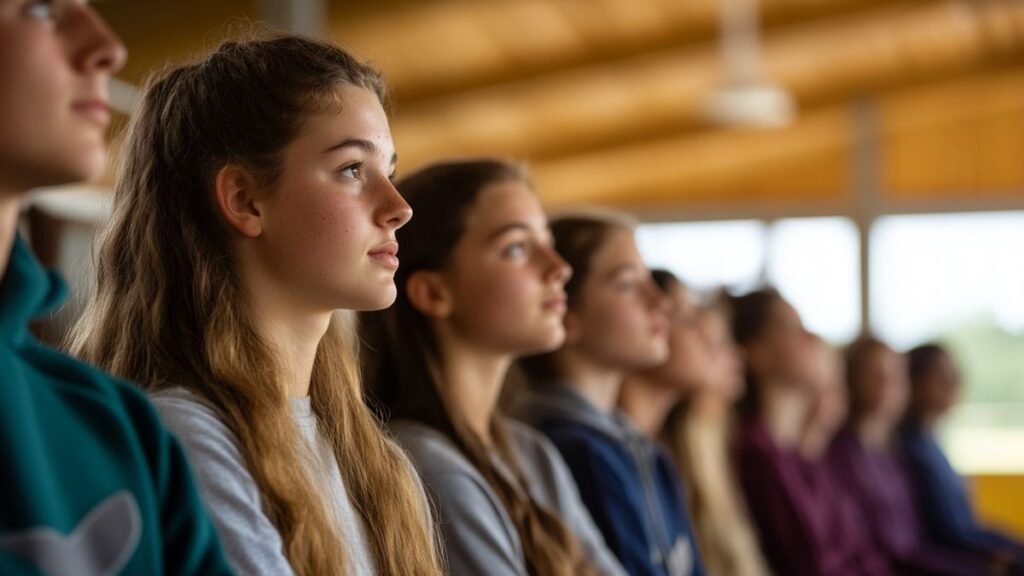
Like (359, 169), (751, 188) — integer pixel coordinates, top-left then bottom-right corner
(279, 186), (362, 260)
(667, 332), (705, 381)
(263, 184), (374, 298)
(0, 31), (86, 180)
(584, 293), (667, 365)
(454, 265), (558, 347)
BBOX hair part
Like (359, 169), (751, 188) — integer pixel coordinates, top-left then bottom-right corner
(68, 34), (440, 576)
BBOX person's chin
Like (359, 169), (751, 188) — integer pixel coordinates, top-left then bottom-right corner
(346, 284), (397, 312)
(518, 326), (566, 356)
(36, 151), (106, 189)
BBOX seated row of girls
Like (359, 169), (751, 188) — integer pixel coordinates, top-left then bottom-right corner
(359, 172), (705, 576)
(627, 274), (773, 576)
(830, 337), (996, 575)
(728, 289), (891, 576)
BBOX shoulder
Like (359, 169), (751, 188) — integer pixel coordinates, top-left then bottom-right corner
(388, 420), (484, 484)
(503, 419), (564, 468)
(17, 345), (180, 459)
(536, 417), (629, 464)
(149, 387), (235, 440)
(148, 388), (251, 483)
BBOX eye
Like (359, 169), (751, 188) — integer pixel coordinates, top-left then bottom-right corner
(337, 163), (362, 180)
(502, 241), (528, 258)
(25, 0), (55, 21)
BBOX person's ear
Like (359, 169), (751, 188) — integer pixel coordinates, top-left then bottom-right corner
(214, 164), (264, 238)
(406, 270), (454, 319)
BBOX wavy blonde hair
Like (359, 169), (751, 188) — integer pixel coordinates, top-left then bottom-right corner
(68, 35), (441, 576)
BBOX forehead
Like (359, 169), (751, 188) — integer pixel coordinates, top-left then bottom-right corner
(590, 227), (641, 273)
(293, 85), (393, 155)
(463, 180), (544, 235)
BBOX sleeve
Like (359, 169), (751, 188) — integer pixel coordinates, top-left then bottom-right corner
(661, 456), (706, 576)
(152, 395), (293, 576)
(421, 470), (526, 576)
(903, 442), (1017, 560)
(735, 438), (828, 576)
(122, 390), (234, 576)
(541, 439), (629, 576)
(551, 435), (663, 576)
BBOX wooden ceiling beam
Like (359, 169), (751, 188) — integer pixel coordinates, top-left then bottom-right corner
(529, 66), (1024, 209)
(387, 0), (1024, 170)
(330, 0), (919, 102)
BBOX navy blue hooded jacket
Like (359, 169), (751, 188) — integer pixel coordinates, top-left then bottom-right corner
(514, 383), (705, 576)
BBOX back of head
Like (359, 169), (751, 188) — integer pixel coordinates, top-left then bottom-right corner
(907, 343), (947, 387)
(360, 159), (594, 576)
(906, 342), (956, 423)
(69, 35), (439, 576)
(844, 335), (890, 424)
(729, 287), (787, 415)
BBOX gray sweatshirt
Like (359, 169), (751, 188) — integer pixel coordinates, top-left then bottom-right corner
(391, 418), (628, 576)
(151, 387), (377, 576)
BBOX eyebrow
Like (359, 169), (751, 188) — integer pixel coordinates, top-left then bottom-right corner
(486, 222), (536, 242)
(603, 263), (641, 279)
(321, 138), (397, 166)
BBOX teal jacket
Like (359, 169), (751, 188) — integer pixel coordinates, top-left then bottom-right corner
(0, 235), (232, 575)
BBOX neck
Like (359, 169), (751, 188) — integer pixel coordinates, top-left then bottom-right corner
(557, 349), (624, 413)
(800, 424), (832, 458)
(263, 312), (331, 398)
(434, 328), (510, 446)
(0, 194), (19, 275)
(619, 375), (681, 437)
(856, 416), (893, 449)
(691, 391), (730, 421)
(239, 247), (335, 398)
(907, 409), (939, 432)
(760, 382), (809, 450)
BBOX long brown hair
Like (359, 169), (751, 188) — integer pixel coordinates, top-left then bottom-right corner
(359, 159), (596, 576)
(728, 287), (787, 416)
(68, 35), (441, 576)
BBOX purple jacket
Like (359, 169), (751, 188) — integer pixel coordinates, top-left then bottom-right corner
(735, 417), (890, 576)
(827, 429), (990, 576)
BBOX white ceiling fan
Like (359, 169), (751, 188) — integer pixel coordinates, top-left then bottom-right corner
(704, 0), (796, 128)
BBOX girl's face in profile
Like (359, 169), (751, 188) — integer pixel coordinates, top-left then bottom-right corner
(252, 86), (412, 313)
(0, 0), (125, 191)
(436, 180), (571, 356)
(568, 229), (670, 372)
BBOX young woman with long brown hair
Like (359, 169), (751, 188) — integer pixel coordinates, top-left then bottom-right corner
(69, 35), (441, 576)
(515, 215), (705, 576)
(360, 159), (626, 576)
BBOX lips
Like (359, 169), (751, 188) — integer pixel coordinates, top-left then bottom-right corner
(368, 242), (399, 269)
(542, 293), (568, 313)
(72, 98), (111, 128)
